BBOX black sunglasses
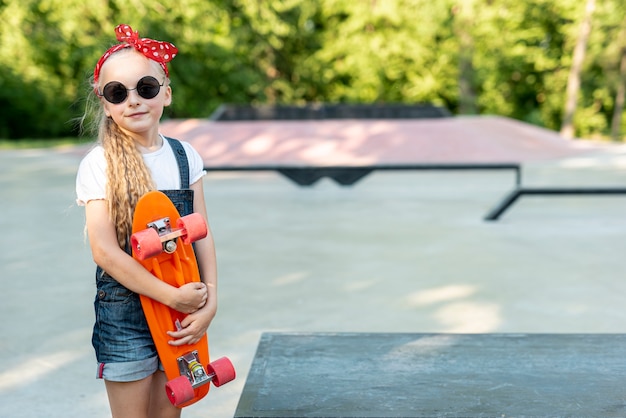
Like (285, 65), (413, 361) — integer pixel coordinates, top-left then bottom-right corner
(99, 76), (165, 104)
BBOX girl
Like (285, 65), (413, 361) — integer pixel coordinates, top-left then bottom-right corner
(76, 25), (217, 418)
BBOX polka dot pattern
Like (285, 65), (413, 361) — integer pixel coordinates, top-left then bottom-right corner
(93, 24), (178, 84)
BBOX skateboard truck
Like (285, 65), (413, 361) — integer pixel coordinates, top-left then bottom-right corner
(177, 351), (211, 388)
(147, 217), (178, 254)
(166, 353), (236, 406)
(132, 211), (207, 261)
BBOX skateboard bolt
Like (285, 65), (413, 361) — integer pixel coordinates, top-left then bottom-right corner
(164, 240), (177, 253)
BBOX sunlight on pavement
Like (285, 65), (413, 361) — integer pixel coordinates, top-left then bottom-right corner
(406, 285), (502, 333)
(0, 350), (79, 391)
(272, 271), (309, 286)
(435, 301), (502, 333)
(406, 284), (476, 307)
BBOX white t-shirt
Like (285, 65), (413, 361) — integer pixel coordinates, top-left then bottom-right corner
(76, 136), (206, 206)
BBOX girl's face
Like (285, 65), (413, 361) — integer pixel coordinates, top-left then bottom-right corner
(98, 49), (172, 139)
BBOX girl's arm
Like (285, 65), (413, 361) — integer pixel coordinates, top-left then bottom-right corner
(167, 179), (218, 346)
(85, 199), (208, 314)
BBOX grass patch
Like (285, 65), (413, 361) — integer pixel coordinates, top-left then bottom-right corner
(0, 137), (92, 150)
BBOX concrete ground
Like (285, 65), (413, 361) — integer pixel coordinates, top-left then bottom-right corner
(2, 142), (626, 417)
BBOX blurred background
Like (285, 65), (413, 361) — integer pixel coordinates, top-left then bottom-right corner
(0, 0), (624, 142)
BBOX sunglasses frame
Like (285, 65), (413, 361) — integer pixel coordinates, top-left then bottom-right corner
(99, 76), (165, 104)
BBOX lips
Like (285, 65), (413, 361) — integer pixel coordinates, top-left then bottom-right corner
(127, 111), (147, 118)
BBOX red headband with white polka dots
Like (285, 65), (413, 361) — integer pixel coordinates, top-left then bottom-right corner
(93, 24), (178, 84)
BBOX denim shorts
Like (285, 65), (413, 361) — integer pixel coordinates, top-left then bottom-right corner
(92, 267), (160, 382)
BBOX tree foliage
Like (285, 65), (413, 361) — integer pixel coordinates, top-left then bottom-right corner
(0, 0), (625, 140)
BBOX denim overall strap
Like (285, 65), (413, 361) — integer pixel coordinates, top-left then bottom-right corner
(162, 136), (194, 217)
(165, 136), (190, 189)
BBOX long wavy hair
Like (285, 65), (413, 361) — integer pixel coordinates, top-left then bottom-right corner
(80, 49), (165, 249)
(100, 117), (156, 248)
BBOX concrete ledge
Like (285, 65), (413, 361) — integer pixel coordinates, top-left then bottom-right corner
(235, 333), (626, 418)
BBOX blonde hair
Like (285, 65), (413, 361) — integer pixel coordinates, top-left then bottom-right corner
(81, 48), (166, 249)
(100, 117), (155, 248)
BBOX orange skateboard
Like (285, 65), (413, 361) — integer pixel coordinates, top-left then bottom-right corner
(131, 190), (235, 407)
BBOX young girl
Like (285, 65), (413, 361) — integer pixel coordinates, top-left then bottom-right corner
(76, 25), (217, 418)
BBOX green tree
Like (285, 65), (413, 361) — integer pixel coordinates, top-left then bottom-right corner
(610, 19), (626, 141)
(560, 0), (595, 139)
(579, 0), (626, 140)
(1, 0), (626, 140)
(468, 0), (574, 128)
(310, 0), (457, 108)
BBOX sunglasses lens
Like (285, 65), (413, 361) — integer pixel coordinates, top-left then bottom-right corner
(136, 76), (161, 100)
(100, 76), (162, 103)
(102, 82), (128, 104)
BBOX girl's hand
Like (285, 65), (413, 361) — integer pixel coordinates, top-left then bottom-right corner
(171, 282), (207, 314)
(167, 300), (216, 346)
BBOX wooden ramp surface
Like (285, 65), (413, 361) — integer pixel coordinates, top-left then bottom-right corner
(160, 116), (610, 167)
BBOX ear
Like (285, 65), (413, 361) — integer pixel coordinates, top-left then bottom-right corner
(163, 85), (172, 107)
(97, 92), (111, 117)
(101, 99), (112, 118)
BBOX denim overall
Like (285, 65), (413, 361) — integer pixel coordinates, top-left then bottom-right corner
(92, 137), (195, 374)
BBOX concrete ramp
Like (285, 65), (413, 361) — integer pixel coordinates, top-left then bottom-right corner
(236, 333), (626, 418)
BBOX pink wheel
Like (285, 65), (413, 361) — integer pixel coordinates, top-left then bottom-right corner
(207, 357), (236, 387)
(131, 228), (162, 260)
(165, 375), (194, 406)
(177, 213), (208, 245)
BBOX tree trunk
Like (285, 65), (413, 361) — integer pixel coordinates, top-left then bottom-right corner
(560, 0), (595, 139)
(453, 2), (477, 115)
(611, 24), (626, 142)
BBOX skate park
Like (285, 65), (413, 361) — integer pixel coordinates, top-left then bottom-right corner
(2, 107), (626, 417)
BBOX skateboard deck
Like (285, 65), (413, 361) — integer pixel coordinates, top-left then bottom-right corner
(131, 190), (235, 407)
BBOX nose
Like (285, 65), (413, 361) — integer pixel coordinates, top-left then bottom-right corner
(126, 88), (142, 105)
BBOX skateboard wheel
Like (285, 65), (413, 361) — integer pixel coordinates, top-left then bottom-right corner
(207, 357), (236, 387)
(165, 376), (194, 406)
(177, 213), (208, 245)
(131, 228), (162, 260)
